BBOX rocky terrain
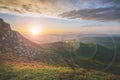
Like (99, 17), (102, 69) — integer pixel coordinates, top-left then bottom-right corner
(0, 19), (39, 55)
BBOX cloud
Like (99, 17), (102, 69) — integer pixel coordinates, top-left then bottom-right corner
(0, 0), (75, 16)
(59, 7), (120, 21)
(100, 0), (120, 6)
(0, 0), (120, 21)
(58, 0), (120, 21)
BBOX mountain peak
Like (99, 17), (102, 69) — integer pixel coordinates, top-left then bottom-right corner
(0, 18), (4, 22)
(0, 18), (11, 32)
(0, 18), (39, 54)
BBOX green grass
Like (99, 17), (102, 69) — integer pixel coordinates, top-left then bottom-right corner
(0, 60), (120, 80)
(0, 68), (60, 80)
(0, 66), (120, 80)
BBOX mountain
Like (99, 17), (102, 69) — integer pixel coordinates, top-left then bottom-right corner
(0, 18), (120, 74)
(0, 19), (68, 65)
(0, 18), (40, 54)
(0, 19), (38, 52)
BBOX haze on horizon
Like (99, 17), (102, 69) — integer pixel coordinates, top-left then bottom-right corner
(0, 0), (120, 35)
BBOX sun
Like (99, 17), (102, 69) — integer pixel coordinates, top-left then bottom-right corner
(30, 27), (42, 35)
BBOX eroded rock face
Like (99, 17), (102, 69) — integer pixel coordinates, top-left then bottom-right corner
(0, 19), (17, 52)
(0, 19), (11, 31)
(0, 19), (41, 57)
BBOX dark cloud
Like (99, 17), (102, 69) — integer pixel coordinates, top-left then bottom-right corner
(58, 0), (120, 21)
(59, 6), (120, 21)
(13, 9), (24, 14)
(100, 0), (120, 5)
(22, 4), (32, 10)
(81, 24), (103, 27)
(0, 6), (11, 10)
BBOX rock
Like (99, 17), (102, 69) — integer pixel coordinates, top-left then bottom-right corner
(0, 19), (11, 32)
(0, 18), (39, 56)
(0, 19), (18, 52)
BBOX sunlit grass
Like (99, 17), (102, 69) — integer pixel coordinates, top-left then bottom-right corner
(0, 61), (120, 80)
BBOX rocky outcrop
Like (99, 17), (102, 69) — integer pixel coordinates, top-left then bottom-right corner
(0, 19), (40, 56)
(0, 19), (18, 52)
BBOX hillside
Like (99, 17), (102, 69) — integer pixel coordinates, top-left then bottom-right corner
(0, 19), (120, 80)
(0, 18), (120, 68)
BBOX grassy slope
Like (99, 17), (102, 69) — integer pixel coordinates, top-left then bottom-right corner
(0, 60), (120, 80)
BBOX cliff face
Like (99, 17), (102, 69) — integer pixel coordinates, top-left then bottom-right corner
(0, 19), (40, 56)
(0, 19), (18, 52)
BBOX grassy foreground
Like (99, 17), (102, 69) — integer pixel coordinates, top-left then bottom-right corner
(0, 61), (120, 80)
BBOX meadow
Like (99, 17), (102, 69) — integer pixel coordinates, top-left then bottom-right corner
(0, 60), (120, 80)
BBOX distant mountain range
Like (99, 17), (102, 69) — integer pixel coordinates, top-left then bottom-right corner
(24, 32), (120, 44)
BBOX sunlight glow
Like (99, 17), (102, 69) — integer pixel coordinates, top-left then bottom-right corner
(30, 27), (42, 35)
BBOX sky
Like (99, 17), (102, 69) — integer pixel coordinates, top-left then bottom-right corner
(0, 0), (120, 35)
